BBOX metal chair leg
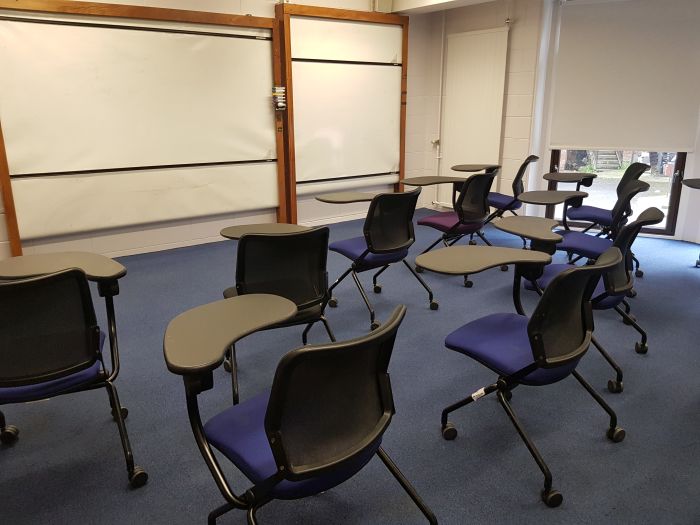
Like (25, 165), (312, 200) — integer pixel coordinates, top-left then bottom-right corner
(320, 316), (336, 342)
(104, 381), (148, 488)
(208, 502), (236, 525)
(376, 448), (438, 524)
(614, 304), (648, 354)
(301, 322), (314, 345)
(328, 267), (353, 307)
(246, 505), (260, 525)
(350, 270), (378, 330)
(571, 370), (625, 442)
(496, 389), (561, 507)
(591, 335), (624, 393)
(372, 265), (390, 291)
(475, 230), (493, 247)
(421, 236), (446, 254)
(226, 345), (240, 405)
(402, 260), (438, 310)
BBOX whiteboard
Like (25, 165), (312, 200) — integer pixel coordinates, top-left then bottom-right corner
(0, 18), (276, 175)
(293, 61), (401, 182)
(12, 162), (278, 239)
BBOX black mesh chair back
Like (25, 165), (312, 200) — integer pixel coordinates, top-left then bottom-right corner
(264, 305), (406, 479)
(364, 188), (420, 253)
(616, 162), (649, 197)
(0, 269), (100, 388)
(455, 168), (499, 223)
(236, 227), (330, 311)
(527, 247), (622, 367)
(512, 155), (539, 197)
(609, 180), (650, 237)
(598, 207), (665, 297)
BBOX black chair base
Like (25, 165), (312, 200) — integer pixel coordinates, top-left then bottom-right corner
(440, 371), (624, 507)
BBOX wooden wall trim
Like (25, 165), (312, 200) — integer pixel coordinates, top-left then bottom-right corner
(280, 4), (407, 26)
(0, 122), (22, 256)
(271, 20), (290, 223)
(0, 0), (274, 28)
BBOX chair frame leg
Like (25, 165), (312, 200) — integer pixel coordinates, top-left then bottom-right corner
(376, 447), (438, 524)
(475, 230), (493, 247)
(591, 335), (624, 392)
(402, 260), (436, 307)
(372, 265), (390, 288)
(227, 345), (240, 405)
(320, 316), (336, 342)
(496, 390), (555, 495)
(246, 505), (261, 525)
(571, 370), (619, 431)
(104, 380), (146, 486)
(328, 267), (352, 302)
(350, 270), (377, 329)
(614, 304), (648, 348)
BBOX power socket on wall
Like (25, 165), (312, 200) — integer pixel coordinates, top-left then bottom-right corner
(373, 0), (393, 13)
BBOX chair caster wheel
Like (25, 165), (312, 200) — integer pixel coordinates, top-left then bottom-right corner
(635, 269), (644, 278)
(415, 266), (424, 273)
(627, 289), (637, 298)
(541, 489), (563, 508)
(0, 425), (19, 445)
(129, 466), (149, 489)
(373, 285), (382, 294)
(500, 265), (508, 272)
(328, 298), (338, 308)
(635, 342), (648, 354)
(112, 407), (128, 421)
(464, 278), (473, 288)
(429, 301), (439, 311)
(468, 240), (477, 246)
(607, 426), (626, 443)
(370, 322), (380, 331)
(607, 380), (623, 393)
(622, 315), (636, 325)
(223, 358), (232, 373)
(442, 422), (457, 441)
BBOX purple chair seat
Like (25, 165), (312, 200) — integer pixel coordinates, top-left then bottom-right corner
(204, 390), (381, 500)
(445, 313), (579, 386)
(524, 263), (624, 310)
(488, 192), (522, 211)
(417, 212), (483, 235)
(0, 332), (105, 404)
(329, 236), (408, 271)
(566, 205), (613, 226)
(555, 230), (613, 259)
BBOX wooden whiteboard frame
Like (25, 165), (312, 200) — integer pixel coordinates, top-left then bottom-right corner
(0, 0), (288, 256)
(275, 4), (408, 224)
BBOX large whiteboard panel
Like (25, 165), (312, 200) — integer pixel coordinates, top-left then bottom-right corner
(291, 17), (402, 63)
(0, 19), (276, 175)
(12, 163), (278, 239)
(293, 62), (401, 182)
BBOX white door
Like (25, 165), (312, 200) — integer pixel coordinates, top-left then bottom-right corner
(438, 28), (509, 204)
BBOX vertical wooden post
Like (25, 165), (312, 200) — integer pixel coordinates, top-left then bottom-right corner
(0, 122), (22, 256)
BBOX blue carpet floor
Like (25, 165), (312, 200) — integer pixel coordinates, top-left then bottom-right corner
(2, 208), (700, 524)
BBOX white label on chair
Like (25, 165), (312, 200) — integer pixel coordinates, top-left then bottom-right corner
(471, 388), (487, 401)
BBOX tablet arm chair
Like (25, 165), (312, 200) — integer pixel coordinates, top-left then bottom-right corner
(565, 162), (649, 235)
(528, 208), (665, 393)
(181, 305), (437, 524)
(223, 227), (335, 404)
(417, 167), (499, 254)
(485, 155), (539, 223)
(0, 269), (147, 488)
(556, 180), (649, 265)
(440, 248), (624, 508)
(328, 188), (438, 330)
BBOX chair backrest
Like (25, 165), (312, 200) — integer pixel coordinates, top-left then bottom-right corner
(597, 207), (665, 299)
(527, 247), (622, 367)
(609, 180), (650, 237)
(363, 188), (420, 254)
(454, 168), (499, 223)
(512, 155), (539, 197)
(264, 305), (406, 480)
(616, 162), (649, 197)
(0, 269), (100, 388)
(236, 227), (330, 310)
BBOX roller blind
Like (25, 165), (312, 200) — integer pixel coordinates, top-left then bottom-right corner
(549, 0), (700, 152)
